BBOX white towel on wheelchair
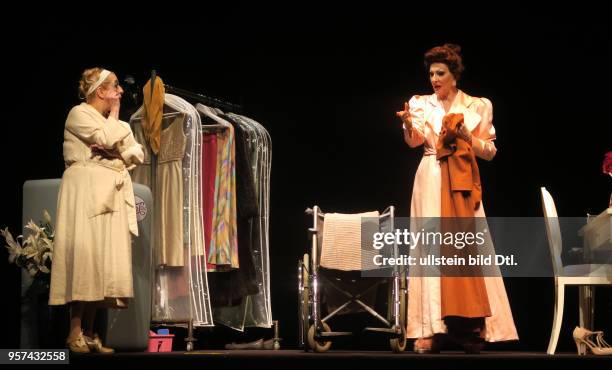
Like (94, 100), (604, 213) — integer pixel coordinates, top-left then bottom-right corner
(320, 211), (380, 271)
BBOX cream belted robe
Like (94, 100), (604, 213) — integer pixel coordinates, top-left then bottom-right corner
(49, 103), (143, 307)
(404, 90), (518, 342)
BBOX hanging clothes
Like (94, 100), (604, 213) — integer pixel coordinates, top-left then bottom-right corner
(197, 104), (238, 271)
(206, 113), (260, 307)
(130, 94), (213, 327)
(131, 113), (188, 267)
(202, 132), (218, 271)
(156, 114), (187, 267)
(161, 94), (211, 325)
(228, 113), (273, 327)
(212, 121), (238, 269)
(132, 83), (271, 330)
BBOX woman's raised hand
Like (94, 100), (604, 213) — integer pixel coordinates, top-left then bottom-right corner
(396, 102), (412, 130)
(104, 89), (122, 120)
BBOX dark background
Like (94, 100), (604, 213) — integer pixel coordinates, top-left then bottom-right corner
(2, 8), (610, 352)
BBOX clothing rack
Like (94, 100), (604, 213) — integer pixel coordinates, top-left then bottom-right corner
(150, 70), (243, 113)
(165, 85), (243, 114)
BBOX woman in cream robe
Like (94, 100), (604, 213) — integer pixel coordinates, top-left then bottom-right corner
(398, 44), (518, 352)
(404, 91), (518, 343)
(49, 68), (144, 353)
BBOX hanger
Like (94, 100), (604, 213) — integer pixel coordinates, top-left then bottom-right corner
(201, 123), (227, 132)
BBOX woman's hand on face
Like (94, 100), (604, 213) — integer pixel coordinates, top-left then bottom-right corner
(99, 86), (121, 119)
(396, 102), (412, 129)
(106, 89), (121, 112)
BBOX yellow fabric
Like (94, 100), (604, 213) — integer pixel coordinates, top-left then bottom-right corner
(142, 76), (165, 154)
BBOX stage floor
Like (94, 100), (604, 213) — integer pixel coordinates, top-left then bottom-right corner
(71, 350), (612, 369)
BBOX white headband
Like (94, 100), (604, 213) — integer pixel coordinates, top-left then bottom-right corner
(87, 69), (112, 96)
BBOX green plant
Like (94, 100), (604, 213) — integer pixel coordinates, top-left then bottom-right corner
(1, 210), (54, 282)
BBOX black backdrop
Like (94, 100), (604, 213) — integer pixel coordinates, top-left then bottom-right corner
(2, 9), (610, 352)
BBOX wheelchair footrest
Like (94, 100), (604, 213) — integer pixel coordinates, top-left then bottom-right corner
(318, 331), (353, 338)
(363, 327), (399, 335)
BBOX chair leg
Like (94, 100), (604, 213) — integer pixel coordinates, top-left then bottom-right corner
(547, 281), (565, 355)
(579, 285), (596, 330)
(590, 286), (596, 331)
(579, 286), (587, 329)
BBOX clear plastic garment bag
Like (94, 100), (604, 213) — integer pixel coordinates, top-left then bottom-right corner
(130, 94), (213, 328)
(197, 105), (273, 330)
(228, 113), (273, 328)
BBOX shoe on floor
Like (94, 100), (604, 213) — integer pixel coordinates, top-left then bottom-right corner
(66, 332), (90, 354)
(85, 334), (115, 354)
(225, 339), (264, 350)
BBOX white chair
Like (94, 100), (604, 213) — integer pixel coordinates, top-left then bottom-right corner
(541, 187), (612, 354)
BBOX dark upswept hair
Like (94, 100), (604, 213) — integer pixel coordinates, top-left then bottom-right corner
(424, 43), (465, 81)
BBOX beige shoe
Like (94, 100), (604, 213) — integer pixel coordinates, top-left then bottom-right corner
(66, 332), (90, 354)
(85, 334), (115, 354)
(573, 327), (612, 356)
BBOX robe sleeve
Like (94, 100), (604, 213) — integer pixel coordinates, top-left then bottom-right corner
(65, 105), (130, 149)
(116, 122), (145, 168)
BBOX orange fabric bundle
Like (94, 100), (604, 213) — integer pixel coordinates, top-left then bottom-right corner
(436, 113), (491, 319)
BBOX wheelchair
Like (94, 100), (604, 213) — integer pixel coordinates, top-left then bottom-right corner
(298, 205), (408, 352)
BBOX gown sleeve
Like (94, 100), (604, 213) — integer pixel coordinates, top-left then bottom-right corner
(404, 95), (426, 148)
(471, 97), (497, 161)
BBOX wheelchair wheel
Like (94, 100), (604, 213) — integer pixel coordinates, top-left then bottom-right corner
(389, 271), (408, 353)
(308, 322), (332, 353)
(390, 325), (407, 353)
(298, 254), (310, 350)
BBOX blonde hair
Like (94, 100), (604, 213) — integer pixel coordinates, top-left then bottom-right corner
(78, 67), (105, 100)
